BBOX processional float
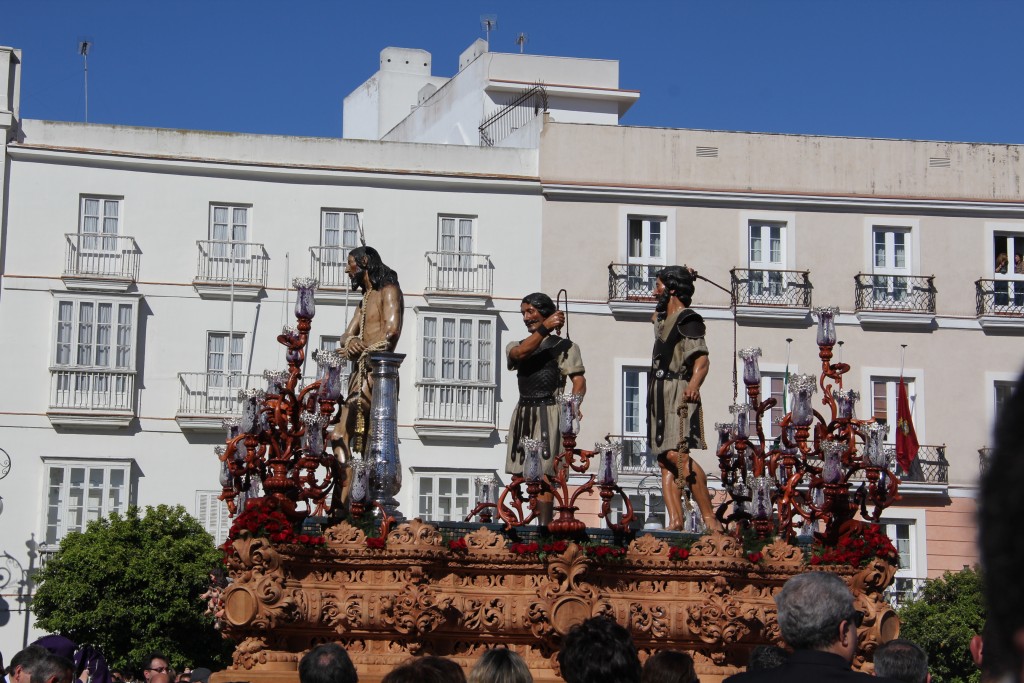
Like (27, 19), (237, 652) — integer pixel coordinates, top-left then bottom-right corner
(213, 281), (903, 683)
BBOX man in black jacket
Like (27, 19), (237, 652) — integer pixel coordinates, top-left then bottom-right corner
(725, 572), (902, 683)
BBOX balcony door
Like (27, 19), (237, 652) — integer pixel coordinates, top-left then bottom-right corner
(621, 367), (652, 469)
(207, 332), (244, 414)
(320, 210), (360, 287)
(748, 221), (787, 301)
(626, 217), (664, 298)
(437, 217), (475, 290)
(209, 206), (250, 281)
(78, 197), (121, 275)
(994, 232), (1024, 308)
(871, 227), (912, 305)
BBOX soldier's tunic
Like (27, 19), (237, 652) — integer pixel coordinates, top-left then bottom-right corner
(505, 336), (585, 476)
(648, 308), (709, 455)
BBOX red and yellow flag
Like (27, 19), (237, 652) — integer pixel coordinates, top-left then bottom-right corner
(895, 377), (919, 471)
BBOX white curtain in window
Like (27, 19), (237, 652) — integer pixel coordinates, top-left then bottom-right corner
(477, 320), (492, 383)
(322, 212), (340, 246)
(343, 212), (360, 247)
(439, 218), (456, 251)
(77, 303), (95, 366)
(441, 318), (456, 379)
(458, 320), (472, 380)
(116, 304), (133, 368)
(422, 318), (437, 379)
(95, 303), (112, 367)
(56, 301), (74, 364)
(208, 335), (225, 373)
(232, 208), (248, 242)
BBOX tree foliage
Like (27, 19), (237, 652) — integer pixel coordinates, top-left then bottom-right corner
(33, 505), (232, 671)
(897, 566), (985, 683)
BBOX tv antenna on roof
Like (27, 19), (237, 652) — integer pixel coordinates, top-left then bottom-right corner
(515, 33), (527, 54)
(480, 15), (498, 46)
(77, 38), (92, 122)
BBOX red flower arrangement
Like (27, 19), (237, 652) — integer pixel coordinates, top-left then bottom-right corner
(365, 536), (386, 550)
(746, 551), (764, 564)
(448, 538), (468, 552)
(221, 497), (326, 554)
(584, 544), (626, 560)
(809, 524), (899, 568)
(669, 547), (690, 561)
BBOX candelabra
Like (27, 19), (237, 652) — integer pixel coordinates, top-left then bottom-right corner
(467, 393), (635, 534)
(717, 307), (901, 543)
(218, 278), (342, 521)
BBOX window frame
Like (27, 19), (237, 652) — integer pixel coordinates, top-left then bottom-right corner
(879, 509), (928, 583)
(320, 209), (361, 264)
(410, 467), (500, 523)
(986, 371), (1020, 443)
(437, 215), (476, 254)
(417, 311), (495, 385)
(195, 490), (231, 546)
(861, 366), (925, 444)
(79, 196), (123, 253)
(209, 203), (252, 260)
(40, 457), (137, 545)
(50, 293), (139, 372)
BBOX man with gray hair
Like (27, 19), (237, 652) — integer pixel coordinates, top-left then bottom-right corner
(6, 647), (74, 683)
(873, 639), (929, 683)
(725, 572), (903, 682)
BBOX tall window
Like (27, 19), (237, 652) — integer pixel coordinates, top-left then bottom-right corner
(748, 221), (787, 298)
(322, 210), (360, 264)
(759, 373), (786, 440)
(51, 295), (137, 409)
(872, 226), (911, 302)
(207, 332), (245, 412)
(871, 376), (917, 443)
(609, 491), (665, 531)
(995, 381), (1015, 421)
(882, 520), (921, 604)
(621, 367), (652, 468)
(210, 205), (249, 260)
(80, 197), (120, 252)
(626, 216), (665, 296)
(993, 232), (1024, 307)
(43, 460), (134, 545)
(436, 216), (476, 288)
(417, 472), (485, 522)
(196, 490), (231, 545)
(420, 316), (493, 383)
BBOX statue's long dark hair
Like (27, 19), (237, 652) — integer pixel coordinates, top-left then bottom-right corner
(656, 266), (695, 306)
(522, 292), (556, 317)
(350, 246), (399, 291)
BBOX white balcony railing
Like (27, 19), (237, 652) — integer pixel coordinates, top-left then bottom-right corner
(416, 381), (496, 424)
(177, 372), (338, 417)
(309, 245), (353, 289)
(195, 241), (269, 285)
(425, 251), (493, 296)
(64, 233), (141, 281)
(49, 368), (135, 411)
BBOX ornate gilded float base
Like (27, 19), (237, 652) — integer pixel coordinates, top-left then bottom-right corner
(214, 521), (899, 683)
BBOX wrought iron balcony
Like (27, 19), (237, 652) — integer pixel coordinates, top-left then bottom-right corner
(854, 274), (936, 314)
(884, 576), (928, 608)
(976, 278), (1024, 316)
(49, 368), (135, 412)
(194, 240), (269, 286)
(425, 251), (493, 296)
(895, 444), (948, 484)
(731, 268), (812, 308)
(309, 245), (354, 290)
(979, 447), (993, 476)
(608, 263), (658, 302)
(63, 233), (141, 284)
(604, 435), (658, 475)
(416, 381), (495, 424)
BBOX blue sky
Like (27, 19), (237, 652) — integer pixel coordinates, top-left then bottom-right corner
(2, 0), (1022, 144)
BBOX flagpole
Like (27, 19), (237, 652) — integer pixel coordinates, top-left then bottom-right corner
(900, 344), (907, 377)
(784, 338), (792, 412)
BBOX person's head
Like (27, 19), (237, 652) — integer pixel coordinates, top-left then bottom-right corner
(187, 669), (210, 683)
(29, 654), (75, 683)
(520, 293), (556, 334)
(346, 246), (398, 293)
(640, 650), (697, 683)
(557, 616), (641, 683)
(747, 645), (788, 672)
(980, 373), (1024, 680)
(298, 644), (358, 683)
(8, 647), (50, 683)
(381, 656), (465, 683)
(997, 252), (1009, 264)
(140, 656), (169, 683)
(774, 572), (861, 660)
(873, 639), (928, 683)
(109, 670), (125, 683)
(468, 648), (532, 683)
(655, 266), (696, 311)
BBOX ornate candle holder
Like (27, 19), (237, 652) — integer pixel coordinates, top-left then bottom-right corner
(714, 309), (902, 544)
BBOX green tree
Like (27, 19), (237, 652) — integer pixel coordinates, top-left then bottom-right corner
(897, 566), (985, 683)
(33, 505), (232, 671)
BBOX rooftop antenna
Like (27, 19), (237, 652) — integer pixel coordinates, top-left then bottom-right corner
(515, 33), (528, 54)
(480, 15), (498, 47)
(77, 39), (91, 122)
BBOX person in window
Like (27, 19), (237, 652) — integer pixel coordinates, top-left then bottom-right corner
(996, 252), (1009, 274)
(330, 246), (404, 511)
(506, 292), (585, 527)
(1015, 253), (1024, 274)
(648, 266), (721, 532)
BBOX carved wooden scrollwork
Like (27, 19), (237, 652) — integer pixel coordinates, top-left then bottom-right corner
(379, 582), (454, 640)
